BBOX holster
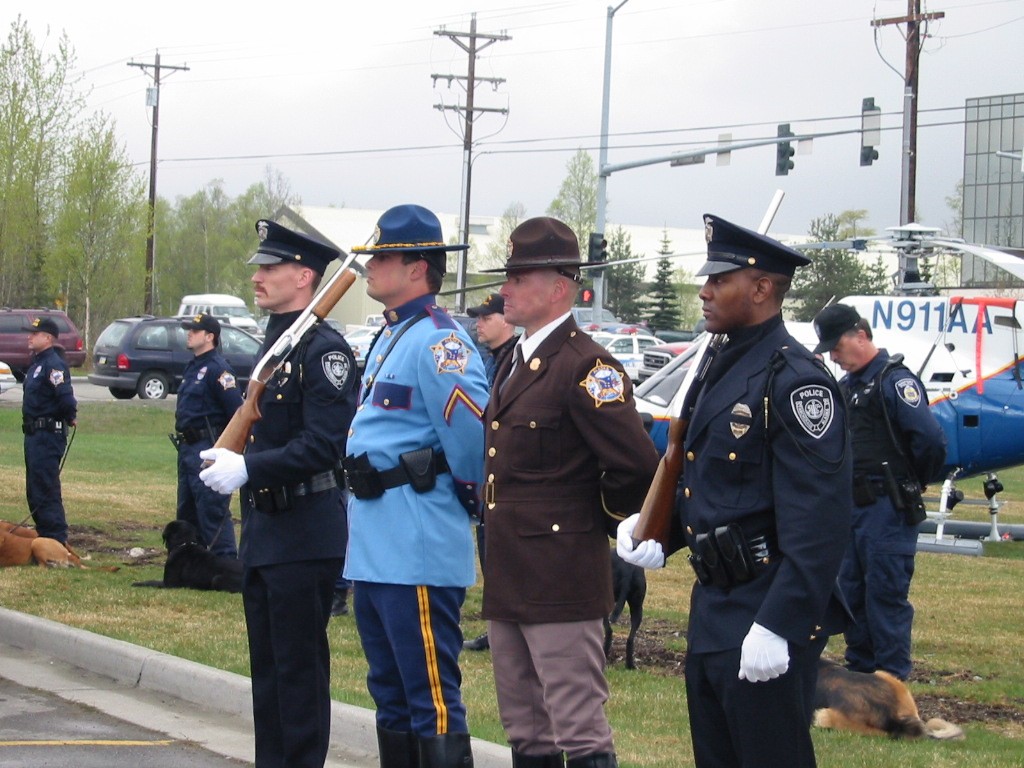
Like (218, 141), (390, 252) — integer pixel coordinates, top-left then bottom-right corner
(168, 432), (183, 449)
(851, 475), (878, 507)
(251, 485), (293, 514)
(342, 453), (386, 500)
(399, 447), (438, 494)
(688, 524), (763, 588)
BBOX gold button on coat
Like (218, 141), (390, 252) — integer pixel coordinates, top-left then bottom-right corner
(552, 524), (560, 532)
(488, 447), (496, 457)
(686, 451), (695, 461)
(491, 421), (500, 430)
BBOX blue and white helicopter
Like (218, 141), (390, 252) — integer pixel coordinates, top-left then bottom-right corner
(634, 222), (1024, 554)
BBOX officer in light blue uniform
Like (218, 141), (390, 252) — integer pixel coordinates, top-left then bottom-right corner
(22, 316), (77, 544)
(813, 304), (946, 681)
(343, 204), (488, 768)
(174, 313), (243, 557)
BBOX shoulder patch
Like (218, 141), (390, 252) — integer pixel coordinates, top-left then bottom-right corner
(789, 384), (835, 439)
(426, 304), (459, 330)
(894, 377), (923, 408)
(197, 365), (208, 381)
(321, 351), (352, 390)
(431, 332), (471, 374)
(48, 369), (65, 387)
(579, 359), (625, 408)
(218, 370), (237, 390)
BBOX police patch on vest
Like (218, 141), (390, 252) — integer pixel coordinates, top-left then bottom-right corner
(730, 402), (752, 439)
(579, 360), (625, 408)
(321, 352), (351, 390)
(218, 370), (237, 390)
(790, 385), (834, 439)
(894, 377), (922, 408)
(431, 332), (471, 375)
(49, 369), (65, 387)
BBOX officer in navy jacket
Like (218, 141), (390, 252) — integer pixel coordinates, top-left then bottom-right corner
(21, 316), (77, 544)
(174, 313), (243, 556)
(201, 220), (357, 768)
(813, 304), (946, 681)
(619, 214), (852, 768)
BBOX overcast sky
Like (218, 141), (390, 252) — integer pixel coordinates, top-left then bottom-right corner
(11, 1), (1024, 243)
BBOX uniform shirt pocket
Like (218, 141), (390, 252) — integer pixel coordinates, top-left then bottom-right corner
(508, 406), (561, 473)
(371, 382), (412, 411)
(704, 431), (764, 508)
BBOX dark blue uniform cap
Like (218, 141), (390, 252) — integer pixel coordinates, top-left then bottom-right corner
(697, 213), (811, 278)
(181, 312), (221, 338)
(25, 317), (60, 337)
(248, 220), (341, 276)
(812, 303), (861, 354)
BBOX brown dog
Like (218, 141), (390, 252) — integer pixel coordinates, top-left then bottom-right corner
(0, 521), (116, 570)
(813, 659), (964, 740)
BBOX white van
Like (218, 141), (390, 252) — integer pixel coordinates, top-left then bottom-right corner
(177, 294), (261, 336)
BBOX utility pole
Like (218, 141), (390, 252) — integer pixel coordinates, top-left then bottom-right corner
(872, 2), (944, 225)
(128, 51), (190, 314)
(433, 14), (510, 311)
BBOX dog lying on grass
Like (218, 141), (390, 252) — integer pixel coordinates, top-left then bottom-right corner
(813, 658), (964, 740)
(0, 520), (116, 570)
(133, 520), (243, 593)
(604, 549), (646, 670)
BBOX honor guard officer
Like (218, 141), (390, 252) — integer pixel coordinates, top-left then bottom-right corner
(22, 316), (77, 544)
(813, 304), (946, 681)
(619, 214), (853, 768)
(200, 220), (358, 768)
(481, 217), (659, 768)
(343, 204), (489, 768)
(173, 313), (243, 557)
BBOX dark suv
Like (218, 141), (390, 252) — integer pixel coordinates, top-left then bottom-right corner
(88, 316), (260, 400)
(0, 308), (86, 380)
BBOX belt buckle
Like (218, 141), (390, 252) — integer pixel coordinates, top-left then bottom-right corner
(484, 481), (495, 506)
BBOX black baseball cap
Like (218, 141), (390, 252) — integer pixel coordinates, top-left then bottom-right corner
(812, 304), (861, 354)
(25, 317), (60, 338)
(467, 293), (505, 317)
(181, 313), (221, 339)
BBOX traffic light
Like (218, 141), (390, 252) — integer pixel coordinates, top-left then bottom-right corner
(580, 288), (594, 305)
(588, 232), (607, 263)
(860, 97), (881, 167)
(775, 124), (795, 176)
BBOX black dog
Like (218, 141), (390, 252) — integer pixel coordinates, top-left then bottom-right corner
(133, 520), (243, 593)
(603, 549), (646, 669)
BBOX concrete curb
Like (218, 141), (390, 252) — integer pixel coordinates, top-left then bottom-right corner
(0, 607), (510, 767)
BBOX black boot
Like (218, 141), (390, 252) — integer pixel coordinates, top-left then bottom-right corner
(377, 726), (418, 768)
(330, 587), (349, 617)
(463, 632), (489, 651)
(512, 749), (565, 767)
(417, 732), (473, 768)
(566, 754), (617, 768)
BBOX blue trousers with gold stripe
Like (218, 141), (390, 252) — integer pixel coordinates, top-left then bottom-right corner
(353, 581), (469, 737)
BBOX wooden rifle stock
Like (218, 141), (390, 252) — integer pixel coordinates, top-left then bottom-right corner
(631, 414), (688, 547)
(205, 265), (359, 462)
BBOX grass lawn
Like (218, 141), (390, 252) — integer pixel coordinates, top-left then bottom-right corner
(0, 401), (1022, 767)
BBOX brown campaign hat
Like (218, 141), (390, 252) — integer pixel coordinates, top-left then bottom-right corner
(482, 217), (581, 275)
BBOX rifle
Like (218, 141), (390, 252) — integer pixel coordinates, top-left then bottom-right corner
(631, 191), (785, 548)
(206, 256), (360, 461)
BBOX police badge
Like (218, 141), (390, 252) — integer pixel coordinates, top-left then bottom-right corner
(321, 352), (351, 390)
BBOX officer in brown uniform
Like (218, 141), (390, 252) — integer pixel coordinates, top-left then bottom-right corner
(480, 217), (659, 768)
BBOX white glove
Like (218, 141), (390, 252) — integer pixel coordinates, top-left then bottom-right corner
(199, 448), (248, 494)
(616, 513), (665, 569)
(738, 622), (789, 682)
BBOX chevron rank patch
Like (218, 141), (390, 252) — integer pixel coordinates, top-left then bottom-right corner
(322, 351), (352, 390)
(431, 332), (471, 375)
(894, 377), (923, 407)
(579, 360), (625, 408)
(790, 384), (834, 439)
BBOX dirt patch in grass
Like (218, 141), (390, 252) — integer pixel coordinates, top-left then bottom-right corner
(605, 618), (1024, 727)
(68, 522), (163, 565)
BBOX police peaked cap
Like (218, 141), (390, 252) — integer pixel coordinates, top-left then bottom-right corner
(812, 303), (861, 354)
(25, 317), (60, 338)
(181, 312), (221, 338)
(248, 219), (341, 276)
(697, 213), (811, 278)
(352, 204), (468, 276)
(482, 216), (582, 274)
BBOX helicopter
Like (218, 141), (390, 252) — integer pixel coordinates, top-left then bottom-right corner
(633, 222), (1024, 554)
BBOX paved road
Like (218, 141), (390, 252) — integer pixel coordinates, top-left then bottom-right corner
(1, 378), (171, 405)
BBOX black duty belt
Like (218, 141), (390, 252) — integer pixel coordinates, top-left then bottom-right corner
(688, 523), (778, 589)
(22, 417), (66, 435)
(852, 474), (890, 507)
(343, 449), (450, 500)
(251, 469), (340, 514)
(174, 426), (220, 445)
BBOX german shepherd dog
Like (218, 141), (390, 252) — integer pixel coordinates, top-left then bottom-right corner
(133, 520), (243, 593)
(603, 550), (647, 670)
(813, 658), (964, 740)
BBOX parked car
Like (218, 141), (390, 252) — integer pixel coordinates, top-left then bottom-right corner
(177, 293), (261, 337)
(343, 326), (380, 370)
(88, 316), (260, 400)
(589, 331), (662, 382)
(0, 360), (16, 395)
(0, 308), (86, 380)
(637, 341), (695, 382)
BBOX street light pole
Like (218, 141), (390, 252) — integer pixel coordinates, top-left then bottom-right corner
(594, 0), (630, 320)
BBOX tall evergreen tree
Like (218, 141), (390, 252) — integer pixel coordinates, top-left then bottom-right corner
(644, 231), (682, 330)
(604, 226), (645, 321)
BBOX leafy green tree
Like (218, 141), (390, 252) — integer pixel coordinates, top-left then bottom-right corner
(790, 213), (887, 321)
(546, 149), (597, 250)
(644, 231), (682, 331)
(49, 114), (147, 348)
(836, 209), (875, 240)
(603, 226), (645, 321)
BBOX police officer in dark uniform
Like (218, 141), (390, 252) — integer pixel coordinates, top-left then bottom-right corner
(174, 313), (243, 557)
(22, 316), (77, 544)
(200, 220), (358, 768)
(813, 304), (946, 681)
(619, 214), (852, 768)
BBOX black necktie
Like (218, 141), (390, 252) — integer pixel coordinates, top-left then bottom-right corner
(500, 346), (525, 394)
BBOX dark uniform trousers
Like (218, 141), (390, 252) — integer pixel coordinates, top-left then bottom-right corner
(243, 556), (342, 768)
(25, 427), (69, 543)
(176, 438), (237, 557)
